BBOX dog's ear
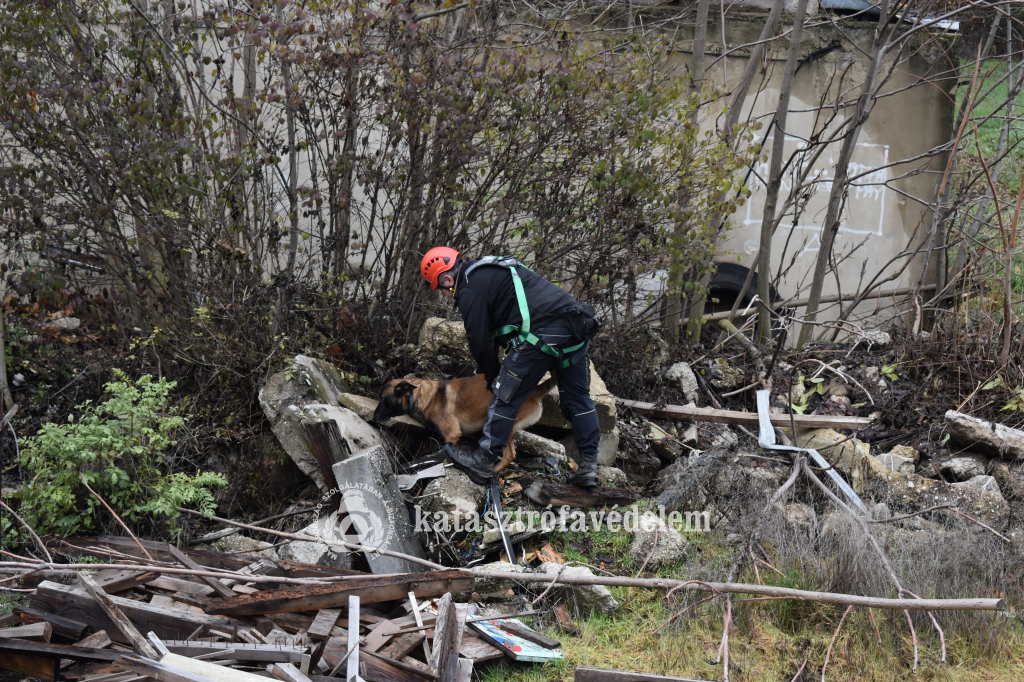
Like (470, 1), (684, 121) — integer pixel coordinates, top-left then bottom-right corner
(394, 381), (416, 396)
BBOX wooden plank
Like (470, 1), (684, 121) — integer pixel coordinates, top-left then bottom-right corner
(616, 398), (873, 430)
(320, 638), (433, 682)
(13, 606), (89, 642)
(429, 596), (463, 682)
(307, 610), (341, 643)
(32, 581), (251, 644)
(95, 570), (158, 594)
(205, 571), (474, 617)
(168, 546), (235, 599)
(0, 621), (52, 642)
(363, 620), (399, 653)
(345, 597), (359, 682)
(455, 635), (502, 663)
(159, 653), (270, 682)
(362, 650), (437, 680)
(271, 663), (312, 682)
(61, 537), (365, 579)
(573, 668), (719, 682)
(147, 577), (215, 598)
(78, 573), (161, 660)
(495, 621), (559, 649)
(455, 660), (471, 682)
(303, 421), (350, 512)
(77, 630), (114, 649)
(379, 633), (425, 662)
(161, 641), (305, 663)
(0, 650), (58, 681)
(0, 640), (123, 663)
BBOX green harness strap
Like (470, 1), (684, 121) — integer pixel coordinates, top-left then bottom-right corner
(491, 264), (584, 369)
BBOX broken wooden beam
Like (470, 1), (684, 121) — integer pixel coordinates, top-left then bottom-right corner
(0, 640), (123, 664)
(14, 606), (90, 642)
(0, 621), (52, 642)
(307, 609), (341, 643)
(78, 573), (161, 660)
(271, 662), (313, 682)
(0, 649), (58, 682)
(521, 477), (636, 509)
(161, 641), (306, 663)
(204, 570), (474, 616)
(495, 621), (559, 649)
(617, 398), (874, 430)
(32, 581), (252, 643)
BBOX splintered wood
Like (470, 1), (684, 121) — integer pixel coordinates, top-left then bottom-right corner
(0, 538), (535, 682)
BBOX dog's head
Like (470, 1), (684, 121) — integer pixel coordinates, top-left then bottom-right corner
(372, 380), (417, 422)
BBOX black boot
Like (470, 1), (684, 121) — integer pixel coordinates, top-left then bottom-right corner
(567, 458), (599, 488)
(443, 443), (499, 485)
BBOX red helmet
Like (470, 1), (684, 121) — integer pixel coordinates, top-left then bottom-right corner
(421, 246), (460, 289)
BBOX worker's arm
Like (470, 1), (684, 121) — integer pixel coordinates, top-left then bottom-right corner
(457, 289), (501, 388)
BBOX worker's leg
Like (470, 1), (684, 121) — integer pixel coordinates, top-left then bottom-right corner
(556, 355), (601, 487)
(477, 342), (553, 455)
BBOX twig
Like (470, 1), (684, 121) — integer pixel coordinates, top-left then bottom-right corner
(903, 590), (945, 664)
(82, 475), (154, 561)
(867, 607), (882, 646)
(822, 605), (853, 681)
(654, 594), (724, 635)
(951, 507), (1011, 543)
(904, 609), (919, 674)
(722, 596), (732, 682)
(867, 505), (956, 524)
(0, 498), (52, 563)
(790, 659), (807, 682)
(188, 505), (316, 545)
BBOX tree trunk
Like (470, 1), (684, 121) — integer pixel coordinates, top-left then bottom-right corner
(685, 0), (786, 342)
(664, 0), (709, 343)
(756, 0), (809, 343)
(796, 0), (891, 349)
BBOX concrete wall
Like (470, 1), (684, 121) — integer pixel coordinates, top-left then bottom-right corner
(664, 12), (956, 327)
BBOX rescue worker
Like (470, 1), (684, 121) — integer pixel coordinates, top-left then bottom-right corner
(420, 246), (601, 488)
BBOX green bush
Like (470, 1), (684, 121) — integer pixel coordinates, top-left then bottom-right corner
(14, 371), (225, 537)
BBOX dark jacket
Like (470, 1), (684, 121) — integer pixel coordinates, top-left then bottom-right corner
(453, 258), (578, 384)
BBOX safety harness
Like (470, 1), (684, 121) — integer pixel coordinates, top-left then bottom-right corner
(464, 256), (585, 369)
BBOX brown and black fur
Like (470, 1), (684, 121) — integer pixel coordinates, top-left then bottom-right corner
(372, 374), (557, 473)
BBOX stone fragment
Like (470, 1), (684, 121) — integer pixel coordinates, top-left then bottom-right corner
(795, 428), (872, 494)
(539, 364), (617, 433)
(418, 468), (487, 522)
(990, 458), (1024, 499)
(537, 562), (619, 614)
(597, 466), (628, 487)
(870, 503), (891, 521)
(419, 317), (474, 362)
(949, 475), (1009, 528)
(775, 503), (816, 534)
(563, 427), (620, 467)
(887, 445), (920, 465)
(198, 535), (279, 560)
(630, 516), (687, 569)
(338, 393), (426, 433)
(945, 410), (1024, 459)
(936, 452), (987, 481)
(862, 366), (888, 391)
(45, 316), (80, 331)
(877, 451), (916, 475)
(276, 517), (355, 570)
(665, 362), (700, 404)
(473, 561), (528, 599)
(706, 425), (739, 452)
(513, 430), (567, 465)
(482, 521), (527, 545)
(648, 424), (684, 461)
(706, 361), (744, 390)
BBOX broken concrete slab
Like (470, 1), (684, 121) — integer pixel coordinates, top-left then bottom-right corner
(260, 356), (381, 490)
(417, 467), (487, 523)
(563, 427), (620, 467)
(538, 364), (617, 433)
(536, 562), (619, 615)
(664, 362), (699, 404)
(329, 444), (428, 573)
(512, 430), (567, 465)
(629, 516), (687, 569)
(945, 410), (1024, 459)
(419, 317), (475, 362)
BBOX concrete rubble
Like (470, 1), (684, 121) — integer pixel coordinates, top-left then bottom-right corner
(630, 516), (688, 569)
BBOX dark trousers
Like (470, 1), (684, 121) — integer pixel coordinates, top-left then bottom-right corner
(478, 323), (600, 465)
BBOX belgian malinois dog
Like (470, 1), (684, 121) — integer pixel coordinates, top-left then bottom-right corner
(372, 374), (556, 473)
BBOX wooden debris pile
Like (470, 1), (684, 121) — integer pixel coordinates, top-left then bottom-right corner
(0, 536), (563, 682)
